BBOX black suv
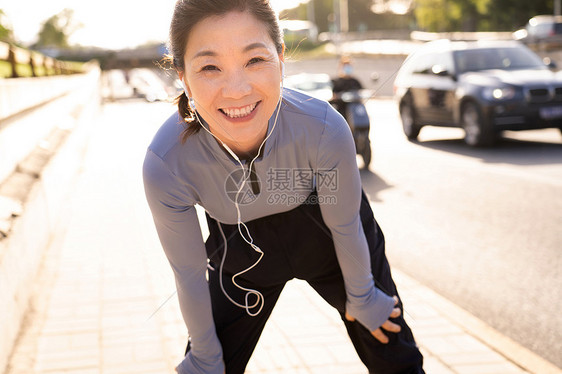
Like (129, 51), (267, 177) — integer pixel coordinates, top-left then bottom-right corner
(394, 40), (562, 146)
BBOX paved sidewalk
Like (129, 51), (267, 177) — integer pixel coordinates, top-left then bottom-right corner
(4, 101), (560, 374)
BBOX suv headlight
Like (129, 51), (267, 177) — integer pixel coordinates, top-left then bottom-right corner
(483, 87), (516, 101)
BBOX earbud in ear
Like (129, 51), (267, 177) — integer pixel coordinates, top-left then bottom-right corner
(179, 79), (188, 96)
(281, 62), (285, 80)
(179, 78), (196, 110)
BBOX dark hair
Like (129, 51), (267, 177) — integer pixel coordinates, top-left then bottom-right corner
(168, 0), (284, 141)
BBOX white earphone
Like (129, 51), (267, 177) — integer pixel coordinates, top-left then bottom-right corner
(179, 79), (197, 111)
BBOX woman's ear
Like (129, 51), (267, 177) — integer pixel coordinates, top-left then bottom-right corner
(280, 43), (286, 62)
(178, 71), (192, 97)
(279, 44), (286, 80)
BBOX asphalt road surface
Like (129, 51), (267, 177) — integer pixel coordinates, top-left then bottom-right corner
(362, 99), (562, 369)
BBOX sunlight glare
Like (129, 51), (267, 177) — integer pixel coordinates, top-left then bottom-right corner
(1, 0), (307, 49)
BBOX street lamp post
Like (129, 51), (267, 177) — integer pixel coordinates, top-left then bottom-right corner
(332, 0), (349, 55)
(333, 0), (340, 33)
(340, 0), (349, 33)
(307, 0), (315, 26)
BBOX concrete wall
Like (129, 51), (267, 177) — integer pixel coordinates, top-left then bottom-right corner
(0, 66), (99, 185)
(0, 67), (101, 374)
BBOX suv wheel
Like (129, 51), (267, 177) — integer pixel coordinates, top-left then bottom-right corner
(399, 99), (420, 141)
(461, 101), (495, 147)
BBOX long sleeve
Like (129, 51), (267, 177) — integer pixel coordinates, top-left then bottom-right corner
(143, 149), (224, 374)
(315, 109), (395, 332)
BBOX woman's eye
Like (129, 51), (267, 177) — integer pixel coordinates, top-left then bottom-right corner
(201, 65), (219, 72)
(248, 57), (265, 66)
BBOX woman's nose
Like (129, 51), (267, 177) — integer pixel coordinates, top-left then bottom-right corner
(222, 71), (252, 99)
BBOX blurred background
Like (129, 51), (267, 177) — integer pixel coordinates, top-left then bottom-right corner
(0, 1), (561, 373)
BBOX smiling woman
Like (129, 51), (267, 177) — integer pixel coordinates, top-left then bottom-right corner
(143, 1), (425, 373)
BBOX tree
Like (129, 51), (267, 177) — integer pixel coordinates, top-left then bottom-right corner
(484, 0), (552, 30)
(283, 0), (554, 34)
(35, 8), (81, 48)
(413, 0), (488, 31)
(0, 9), (14, 42)
(414, 0), (554, 32)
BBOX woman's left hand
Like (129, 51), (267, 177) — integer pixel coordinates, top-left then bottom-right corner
(345, 296), (402, 344)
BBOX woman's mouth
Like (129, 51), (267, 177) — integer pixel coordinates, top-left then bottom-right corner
(219, 102), (260, 119)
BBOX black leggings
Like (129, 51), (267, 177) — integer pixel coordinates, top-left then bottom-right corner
(190, 190), (424, 374)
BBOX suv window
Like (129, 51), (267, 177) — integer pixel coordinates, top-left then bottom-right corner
(454, 46), (544, 73)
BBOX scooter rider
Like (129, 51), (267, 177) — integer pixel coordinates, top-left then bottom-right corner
(331, 56), (363, 117)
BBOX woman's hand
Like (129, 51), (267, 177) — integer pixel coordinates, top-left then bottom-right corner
(345, 296), (402, 344)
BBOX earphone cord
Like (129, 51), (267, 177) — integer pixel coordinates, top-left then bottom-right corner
(224, 93), (283, 316)
(217, 222), (264, 316)
(189, 85), (284, 317)
(232, 92), (283, 250)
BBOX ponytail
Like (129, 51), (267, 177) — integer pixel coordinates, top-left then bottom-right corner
(176, 91), (201, 143)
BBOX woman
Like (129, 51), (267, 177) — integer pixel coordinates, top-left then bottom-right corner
(143, 0), (424, 373)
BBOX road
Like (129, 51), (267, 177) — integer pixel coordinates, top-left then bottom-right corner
(362, 99), (562, 369)
(103, 65), (562, 368)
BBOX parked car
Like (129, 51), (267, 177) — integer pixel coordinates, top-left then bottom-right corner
(513, 15), (562, 51)
(394, 39), (562, 146)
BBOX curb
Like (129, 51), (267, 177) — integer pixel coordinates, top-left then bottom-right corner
(393, 269), (562, 374)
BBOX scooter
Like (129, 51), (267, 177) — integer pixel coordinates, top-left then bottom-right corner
(329, 90), (372, 168)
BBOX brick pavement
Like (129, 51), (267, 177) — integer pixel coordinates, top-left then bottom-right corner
(4, 101), (560, 374)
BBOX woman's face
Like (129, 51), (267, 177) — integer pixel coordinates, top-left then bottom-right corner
(181, 11), (284, 155)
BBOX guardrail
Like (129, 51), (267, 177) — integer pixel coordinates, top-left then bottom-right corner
(0, 41), (82, 78)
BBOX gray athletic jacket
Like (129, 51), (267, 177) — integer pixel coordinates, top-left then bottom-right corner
(143, 88), (395, 374)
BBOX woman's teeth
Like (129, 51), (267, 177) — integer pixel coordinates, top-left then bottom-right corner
(221, 103), (257, 118)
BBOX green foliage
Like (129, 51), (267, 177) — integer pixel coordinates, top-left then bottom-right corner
(282, 0), (557, 33)
(35, 8), (81, 48)
(414, 0), (554, 32)
(0, 9), (14, 42)
(0, 61), (37, 78)
(0, 59), (82, 78)
(484, 0), (552, 30)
